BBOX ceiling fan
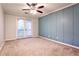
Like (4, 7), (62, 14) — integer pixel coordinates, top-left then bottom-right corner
(22, 3), (44, 14)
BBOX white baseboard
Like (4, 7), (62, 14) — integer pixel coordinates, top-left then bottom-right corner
(0, 42), (4, 51)
(5, 38), (17, 41)
(39, 36), (79, 49)
(5, 37), (39, 41)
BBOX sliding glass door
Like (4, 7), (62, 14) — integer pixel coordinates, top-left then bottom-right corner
(17, 17), (32, 38)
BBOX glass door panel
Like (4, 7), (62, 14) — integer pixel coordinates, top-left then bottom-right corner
(24, 19), (32, 37)
(17, 18), (24, 38)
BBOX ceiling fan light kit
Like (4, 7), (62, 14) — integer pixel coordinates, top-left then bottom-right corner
(30, 10), (37, 14)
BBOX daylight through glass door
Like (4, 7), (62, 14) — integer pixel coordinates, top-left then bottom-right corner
(17, 17), (32, 38)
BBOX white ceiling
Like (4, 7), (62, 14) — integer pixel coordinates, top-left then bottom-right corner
(1, 3), (74, 18)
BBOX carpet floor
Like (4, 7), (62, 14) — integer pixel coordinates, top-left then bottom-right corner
(0, 38), (79, 56)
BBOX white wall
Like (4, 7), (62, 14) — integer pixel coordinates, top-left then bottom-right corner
(31, 17), (38, 37)
(5, 14), (17, 40)
(5, 14), (38, 40)
(0, 4), (4, 47)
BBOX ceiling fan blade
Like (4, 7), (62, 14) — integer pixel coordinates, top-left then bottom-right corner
(22, 9), (30, 11)
(31, 3), (37, 6)
(37, 10), (43, 13)
(38, 6), (44, 9)
(26, 3), (31, 7)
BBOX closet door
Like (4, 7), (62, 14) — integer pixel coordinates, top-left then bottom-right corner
(51, 12), (57, 40)
(73, 4), (79, 47)
(56, 10), (64, 42)
(39, 18), (43, 36)
(39, 17), (48, 37)
(46, 14), (52, 38)
(39, 18), (45, 36)
(63, 7), (74, 45)
(44, 16), (49, 37)
(48, 13), (54, 39)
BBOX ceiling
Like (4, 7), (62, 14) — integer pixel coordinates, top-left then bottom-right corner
(1, 3), (74, 18)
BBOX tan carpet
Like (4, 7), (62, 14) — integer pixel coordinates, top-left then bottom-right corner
(0, 38), (79, 56)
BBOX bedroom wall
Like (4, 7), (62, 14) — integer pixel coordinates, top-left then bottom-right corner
(5, 14), (38, 40)
(0, 4), (5, 48)
(39, 4), (79, 47)
(32, 17), (38, 37)
(5, 14), (17, 40)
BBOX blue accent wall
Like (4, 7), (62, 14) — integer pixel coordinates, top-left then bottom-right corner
(39, 4), (79, 47)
